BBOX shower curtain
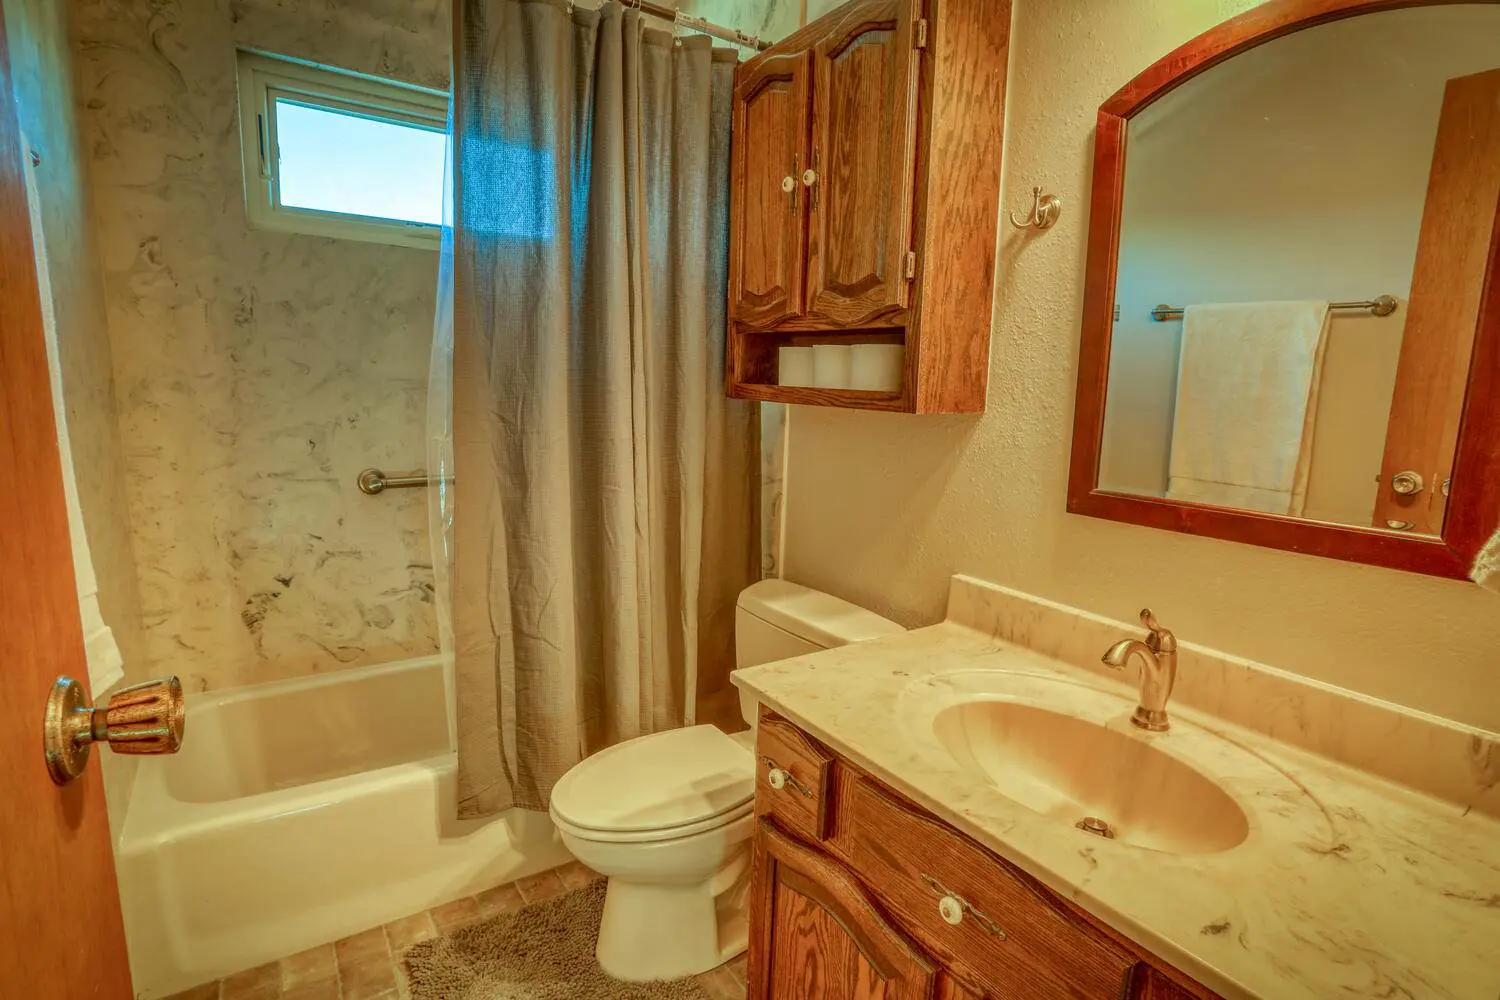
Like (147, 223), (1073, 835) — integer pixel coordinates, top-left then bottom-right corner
(432, 0), (760, 817)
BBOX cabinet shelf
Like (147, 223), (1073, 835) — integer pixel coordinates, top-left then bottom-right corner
(730, 382), (908, 410)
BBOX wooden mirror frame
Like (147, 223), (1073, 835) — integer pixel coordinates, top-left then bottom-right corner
(1068, 0), (1500, 580)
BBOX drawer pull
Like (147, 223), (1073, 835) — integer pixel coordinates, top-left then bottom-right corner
(759, 756), (813, 798)
(921, 873), (1007, 940)
(937, 895), (964, 925)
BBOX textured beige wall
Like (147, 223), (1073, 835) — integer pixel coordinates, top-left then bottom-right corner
(71, 0), (449, 693)
(3, 0), (149, 841)
(782, 0), (1500, 732)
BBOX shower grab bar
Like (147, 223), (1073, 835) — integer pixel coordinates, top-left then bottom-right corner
(356, 468), (450, 495)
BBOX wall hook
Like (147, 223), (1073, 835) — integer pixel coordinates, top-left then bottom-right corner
(1009, 186), (1062, 230)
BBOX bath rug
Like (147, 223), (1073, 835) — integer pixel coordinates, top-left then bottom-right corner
(403, 881), (716, 999)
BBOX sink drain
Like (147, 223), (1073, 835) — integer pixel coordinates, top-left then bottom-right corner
(1075, 816), (1116, 839)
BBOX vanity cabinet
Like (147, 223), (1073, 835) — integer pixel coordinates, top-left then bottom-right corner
(748, 710), (1223, 1000)
(726, 0), (1009, 413)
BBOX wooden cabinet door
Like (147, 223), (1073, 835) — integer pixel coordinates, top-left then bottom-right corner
(806, 0), (920, 326)
(730, 52), (812, 329)
(748, 819), (939, 1000)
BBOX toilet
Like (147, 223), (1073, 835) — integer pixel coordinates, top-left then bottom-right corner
(549, 579), (904, 982)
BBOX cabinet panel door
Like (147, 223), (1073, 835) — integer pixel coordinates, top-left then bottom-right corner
(730, 52), (812, 329)
(807, 0), (920, 326)
(749, 820), (938, 1000)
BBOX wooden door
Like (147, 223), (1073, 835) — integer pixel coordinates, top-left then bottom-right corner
(0, 4), (134, 996)
(806, 0), (921, 326)
(748, 820), (938, 1000)
(1374, 67), (1500, 534)
(729, 51), (812, 329)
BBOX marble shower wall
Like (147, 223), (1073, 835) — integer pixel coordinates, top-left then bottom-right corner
(71, 0), (450, 692)
(685, 0), (803, 44)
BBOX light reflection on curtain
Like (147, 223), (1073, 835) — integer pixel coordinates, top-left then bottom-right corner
(437, 0), (758, 816)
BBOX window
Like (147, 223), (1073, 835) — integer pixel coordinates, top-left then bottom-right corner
(236, 50), (447, 249)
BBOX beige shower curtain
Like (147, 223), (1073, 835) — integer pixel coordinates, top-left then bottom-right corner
(450, 0), (758, 816)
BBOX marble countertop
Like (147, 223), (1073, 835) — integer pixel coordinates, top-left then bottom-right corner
(731, 620), (1500, 1000)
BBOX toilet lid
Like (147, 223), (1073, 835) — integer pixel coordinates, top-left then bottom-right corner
(550, 725), (754, 835)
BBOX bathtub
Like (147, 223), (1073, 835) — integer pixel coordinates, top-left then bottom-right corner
(116, 656), (572, 999)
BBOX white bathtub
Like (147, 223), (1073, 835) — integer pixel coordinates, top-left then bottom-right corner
(116, 656), (571, 999)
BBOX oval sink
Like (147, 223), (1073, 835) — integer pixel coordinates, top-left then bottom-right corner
(932, 698), (1249, 855)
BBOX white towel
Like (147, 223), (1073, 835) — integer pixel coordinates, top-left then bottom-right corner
(1166, 301), (1331, 516)
(1474, 529), (1500, 593)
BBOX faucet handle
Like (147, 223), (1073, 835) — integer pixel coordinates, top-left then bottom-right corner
(1139, 608), (1177, 653)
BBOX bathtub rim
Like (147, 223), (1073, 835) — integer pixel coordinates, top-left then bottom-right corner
(120, 654), (455, 849)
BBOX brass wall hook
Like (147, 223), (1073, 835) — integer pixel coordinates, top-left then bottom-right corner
(1008, 186), (1062, 230)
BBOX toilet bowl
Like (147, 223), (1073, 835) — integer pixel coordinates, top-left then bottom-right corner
(550, 725), (756, 981)
(550, 580), (904, 982)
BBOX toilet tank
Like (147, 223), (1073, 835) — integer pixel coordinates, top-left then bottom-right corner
(734, 580), (904, 728)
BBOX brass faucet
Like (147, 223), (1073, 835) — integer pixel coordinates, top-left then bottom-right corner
(1101, 609), (1177, 732)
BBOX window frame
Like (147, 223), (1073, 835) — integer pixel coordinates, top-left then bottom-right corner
(235, 49), (448, 250)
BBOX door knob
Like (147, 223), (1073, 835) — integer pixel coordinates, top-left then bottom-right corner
(43, 675), (185, 785)
(1391, 470), (1425, 495)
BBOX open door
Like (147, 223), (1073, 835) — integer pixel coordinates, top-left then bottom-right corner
(0, 4), (135, 995)
(1375, 67), (1500, 534)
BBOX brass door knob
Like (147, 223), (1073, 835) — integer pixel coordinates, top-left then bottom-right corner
(1391, 470), (1425, 496)
(43, 675), (185, 785)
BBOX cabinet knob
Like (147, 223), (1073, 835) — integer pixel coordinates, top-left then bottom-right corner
(781, 175), (795, 194)
(920, 873), (1008, 939)
(802, 168), (818, 187)
(938, 895), (964, 925)
(1391, 470), (1424, 495)
(759, 755), (813, 797)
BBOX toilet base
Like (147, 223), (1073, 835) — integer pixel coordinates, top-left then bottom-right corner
(594, 846), (751, 982)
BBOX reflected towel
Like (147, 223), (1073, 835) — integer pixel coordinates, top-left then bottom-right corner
(1166, 301), (1331, 516)
(1474, 529), (1500, 593)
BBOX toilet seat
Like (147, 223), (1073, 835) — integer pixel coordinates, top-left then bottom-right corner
(550, 725), (755, 845)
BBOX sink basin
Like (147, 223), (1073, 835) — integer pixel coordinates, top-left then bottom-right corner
(932, 698), (1249, 855)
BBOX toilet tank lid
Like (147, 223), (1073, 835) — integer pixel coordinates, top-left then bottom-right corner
(737, 579), (904, 649)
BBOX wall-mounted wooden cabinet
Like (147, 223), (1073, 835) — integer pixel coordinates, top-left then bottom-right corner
(748, 711), (1223, 1000)
(726, 0), (1010, 413)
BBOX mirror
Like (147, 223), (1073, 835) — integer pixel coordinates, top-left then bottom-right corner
(1071, 0), (1500, 579)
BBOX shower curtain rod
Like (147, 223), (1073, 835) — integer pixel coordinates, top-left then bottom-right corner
(628, 0), (771, 50)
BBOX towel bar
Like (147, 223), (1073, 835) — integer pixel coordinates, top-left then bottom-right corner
(1150, 295), (1398, 322)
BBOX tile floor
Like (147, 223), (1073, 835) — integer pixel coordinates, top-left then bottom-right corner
(164, 860), (749, 1000)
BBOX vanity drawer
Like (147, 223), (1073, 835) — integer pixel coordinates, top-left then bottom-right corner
(754, 711), (835, 841)
(849, 777), (1138, 999)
